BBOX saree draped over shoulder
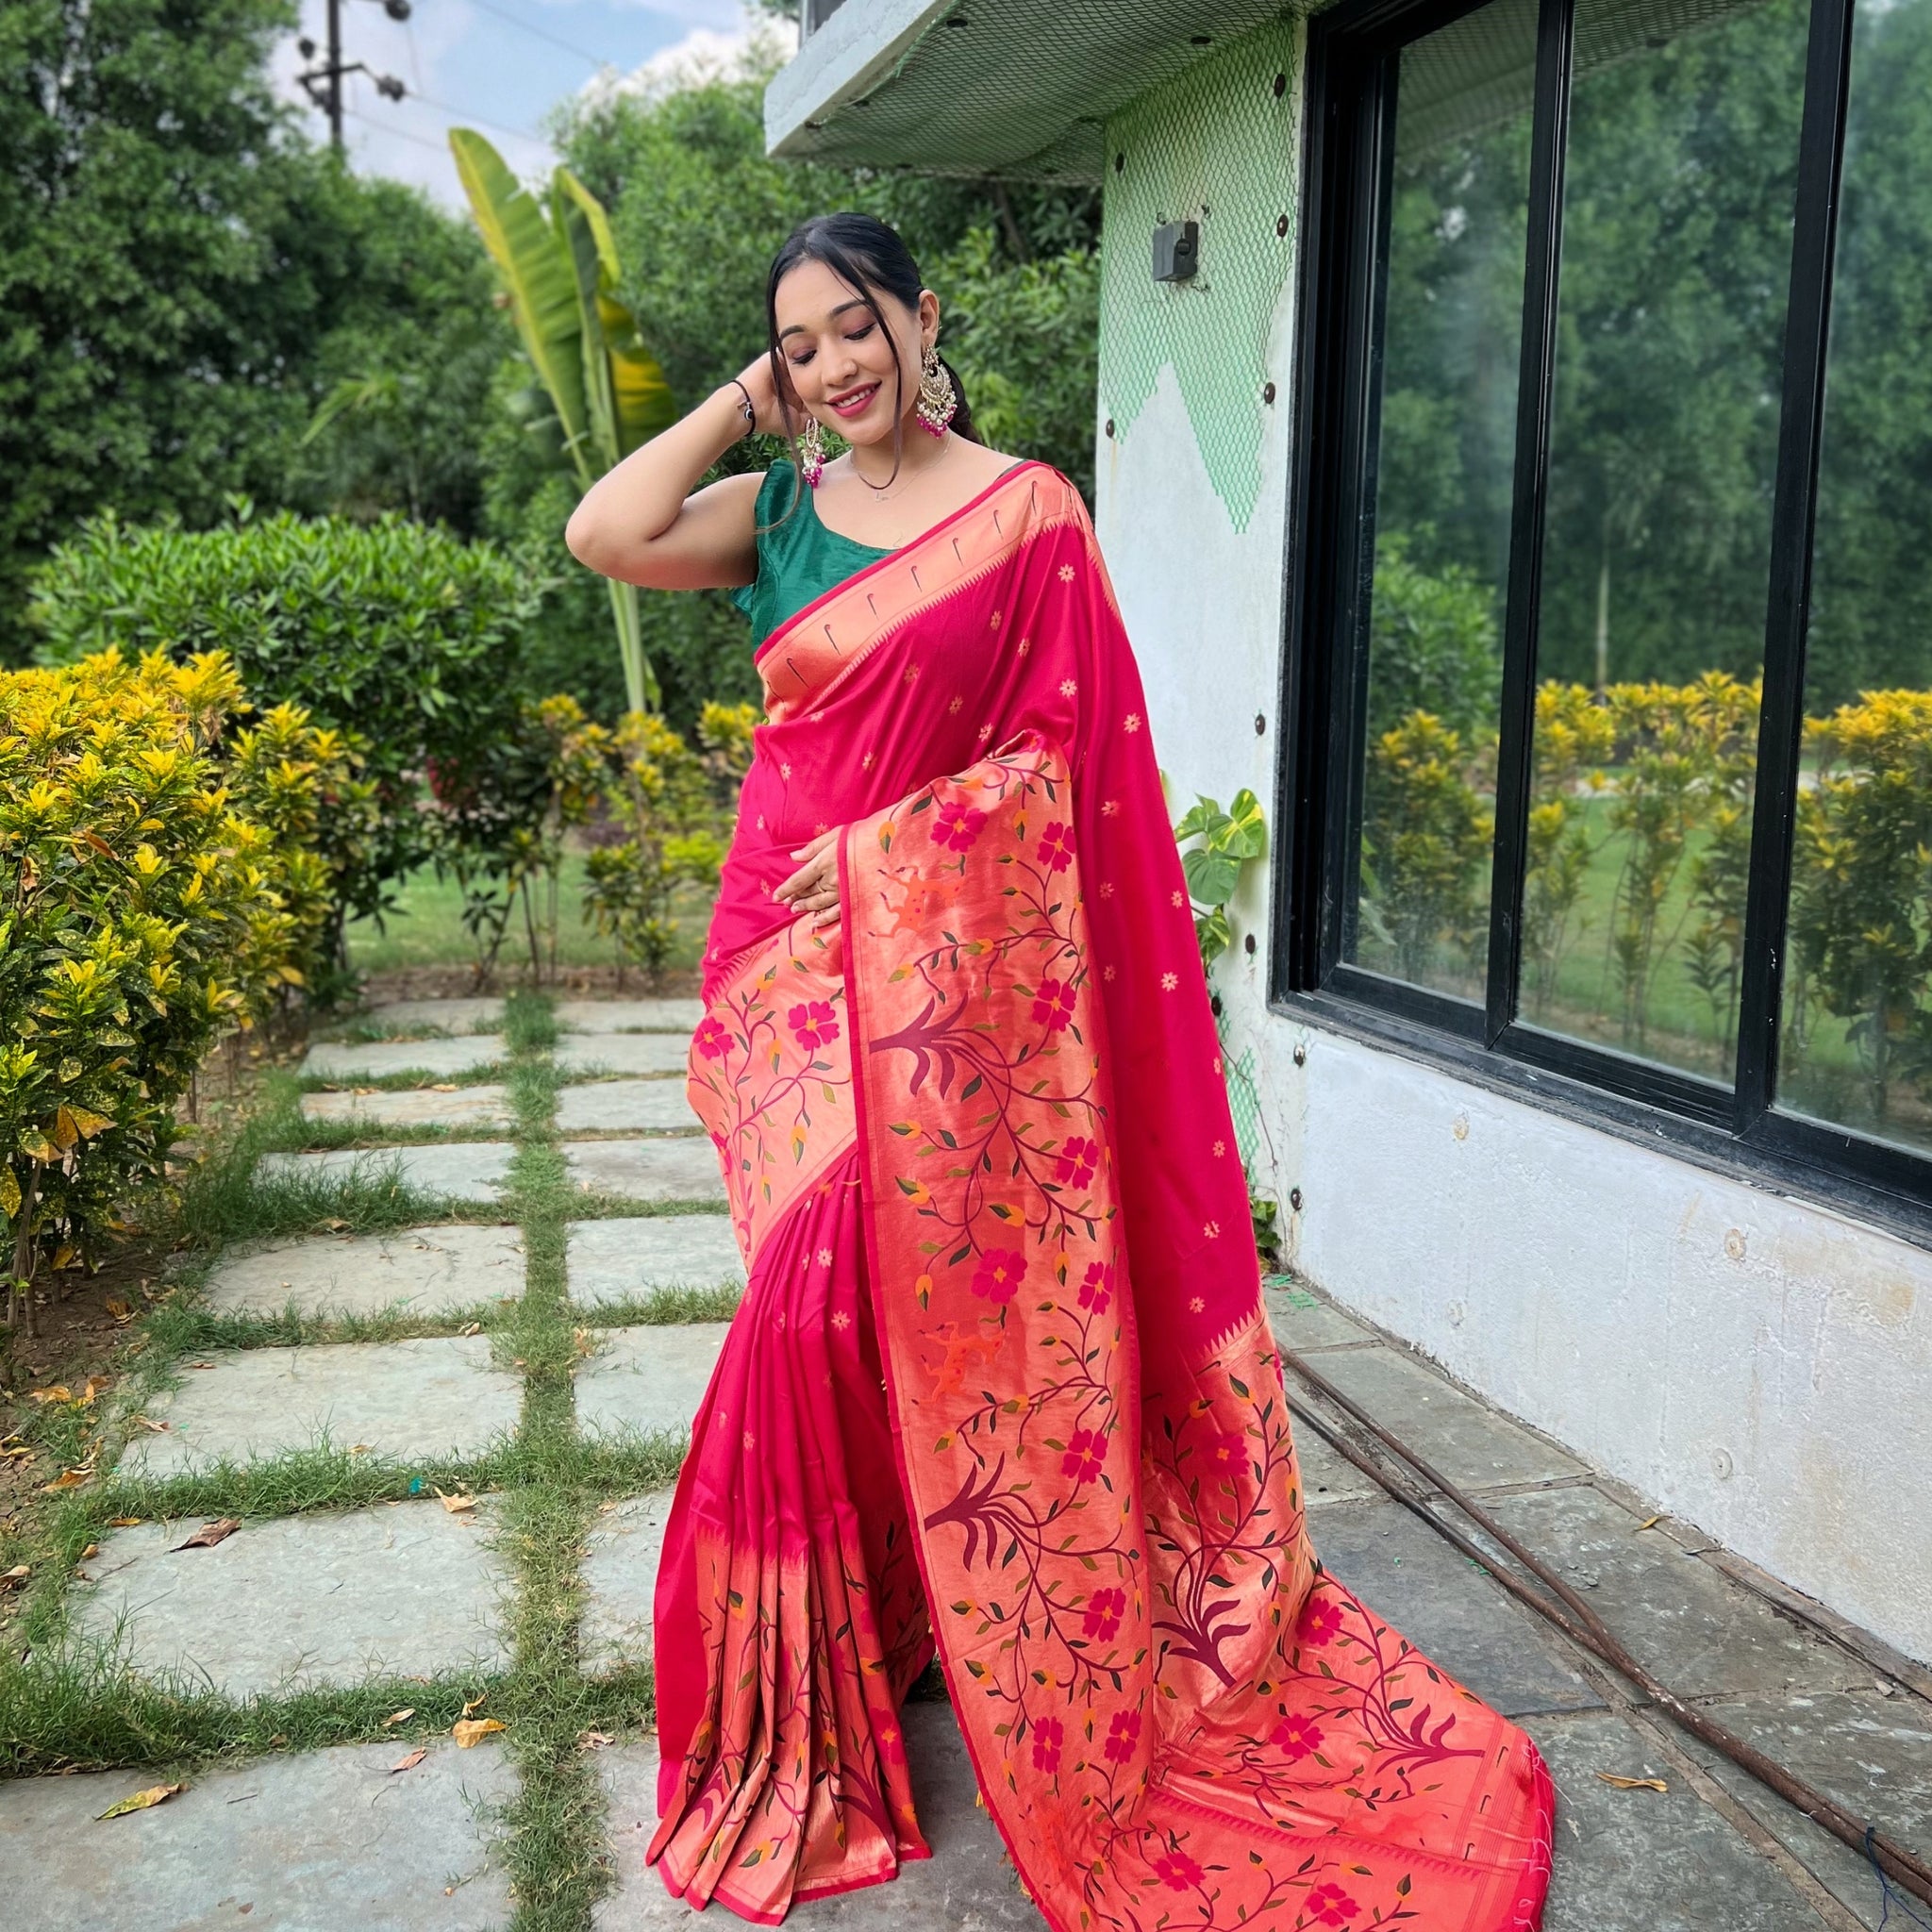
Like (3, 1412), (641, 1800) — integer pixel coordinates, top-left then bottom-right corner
(652, 462), (1556, 1930)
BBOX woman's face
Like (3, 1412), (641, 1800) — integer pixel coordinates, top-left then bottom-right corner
(773, 258), (936, 450)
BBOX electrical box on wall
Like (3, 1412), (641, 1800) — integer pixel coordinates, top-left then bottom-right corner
(1152, 219), (1199, 282)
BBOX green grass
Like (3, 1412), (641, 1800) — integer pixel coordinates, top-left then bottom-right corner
(0, 983), (710, 1924)
(342, 858), (714, 980)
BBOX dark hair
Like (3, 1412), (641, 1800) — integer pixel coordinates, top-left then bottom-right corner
(764, 211), (977, 509)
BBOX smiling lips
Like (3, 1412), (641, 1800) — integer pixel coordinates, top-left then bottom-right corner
(828, 382), (879, 420)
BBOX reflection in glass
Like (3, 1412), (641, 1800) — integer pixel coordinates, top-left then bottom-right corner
(1346, 0), (1535, 1000)
(1518, 0), (1807, 1077)
(1778, 0), (1932, 1156)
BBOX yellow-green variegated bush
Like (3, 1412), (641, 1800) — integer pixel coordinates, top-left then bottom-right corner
(0, 649), (340, 1331)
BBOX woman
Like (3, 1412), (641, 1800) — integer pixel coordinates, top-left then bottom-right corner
(567, 212), (1554, 1930)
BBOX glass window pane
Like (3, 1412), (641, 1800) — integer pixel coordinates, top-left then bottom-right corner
(1777, 0), (1932, 1156)
(1518, 0), (1808, 1078)
(1346, 0), (1536, 1001)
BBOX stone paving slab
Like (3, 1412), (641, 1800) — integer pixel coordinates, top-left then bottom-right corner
(73, 1500), (509, 1697)
(361, 995), (506, 1036)
(121, 1335), (522, 1474)
(205, 1224), (525, 1320)
(557, 998), (705, 1033)
(301, 1084), (514, 1130)
(556, 1079), (704, 1134)
(1266, 1281), (1378, 1353)
(596, 1702), (1041, 1928)
(1293, 1422), (1385, 1508)
(575, 1325), (729, 1441)
(567, 1217), (745, 1310)
(563, 1139), (725, 1204)
(1683, 1690), (1932, 1931)
(556, 1034), (691, 1078)
(1485, 1484), (1871, 1702)
(580, 1490), (675, 1674)
(1295, 1344), (1587, 1491)
(258, 1141), (516, 1205)
(303, 1034), (508, 1083)
(0, 1737), (515, 1930)
(1312, 1496), (1604, 1719)
(1525, 1709), (1824, 1931)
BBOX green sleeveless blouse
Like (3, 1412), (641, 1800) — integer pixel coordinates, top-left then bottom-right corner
(729, 461), (891, 649)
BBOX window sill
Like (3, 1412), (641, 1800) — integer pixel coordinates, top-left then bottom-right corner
(1267, 986), (1932, 1256)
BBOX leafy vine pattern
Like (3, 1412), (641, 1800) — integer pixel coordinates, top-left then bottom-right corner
(848, 737), (1555, 1932)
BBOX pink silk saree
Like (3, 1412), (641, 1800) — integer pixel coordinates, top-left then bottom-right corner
(652, 462), (1556, 1929)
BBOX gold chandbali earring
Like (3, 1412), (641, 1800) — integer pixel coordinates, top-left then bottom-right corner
(917, 343), (958, 438)
(798, 414), (828, 490)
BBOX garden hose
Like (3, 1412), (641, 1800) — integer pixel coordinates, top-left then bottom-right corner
(1276, 1344), (1932, 1912)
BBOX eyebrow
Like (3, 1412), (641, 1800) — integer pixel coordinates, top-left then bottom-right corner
(777, 298), (873, 341)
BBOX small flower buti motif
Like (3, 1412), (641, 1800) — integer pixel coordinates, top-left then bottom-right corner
(1190, 1295), (1206, 1313)
(991, 609), (1003, 628)
(831, 1310), (852, 1331)
(1211, 1054), (1224, 1075)
(978, 723), (993, 741)
(948, 695), (963, 713)
(904, 664), (921, 683)
(742, 1431), (756, 1451)
(1059, 677), (1078, 697)
(818, 1248), (833, 1266)
(1099, 881), (1116, 898)
(809, 709), (825, 723)
(814, 822), (828, 836)
(779, 762), (793, 779)
(862, 751), (876, 769)
(1171, 891), (1184, 908)
(1213, 1139), (1226, 1158)
(1104, 964), (1117, 981)
(1058, 563), (1076, 583)
(1124, 712), (1142, 733)
(1102, 799), (1121, 817)
(1203, 1221), (1220, 1240)
(756, 814), (767, 830)
(1018, 637), (1032, 656)
(1161, 972), (1178, 991)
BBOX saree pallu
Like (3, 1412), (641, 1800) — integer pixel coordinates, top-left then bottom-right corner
(652, 463), (1555, 1929)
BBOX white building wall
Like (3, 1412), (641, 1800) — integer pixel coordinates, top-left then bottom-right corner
(1094, 24), (1932, 1666)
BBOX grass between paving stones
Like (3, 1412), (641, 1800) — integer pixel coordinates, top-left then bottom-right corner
(559, 1191), (730, 1221)
(575, 1284), (741, 1326)
(295, 1059), (512, 1094)
(492, 989), (664, 1929)
(3, 986), (694, 1922)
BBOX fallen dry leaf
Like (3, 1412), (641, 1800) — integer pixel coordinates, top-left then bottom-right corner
(41, 1468), (92, 1492)
(458, 1323), (482, 1338)
(106, 1516), (143, 1528)
(78, 1543), (97, 1560)
(27, 1385), (73, 1406)
(106, 1299), (134, 1323)
(128, 1416), (171, 1434)
(460, 1690), (489, 1720)
(1635, 1515), (1661, 1532)
(0, 1565), (28, 1592)
(435, 1488), (476, 1515)
(348, 1443), (371, 1457)
(451, 1717), (505, 1748)
(429, 1083), (458, 1092)
(173, 1518), (242, 1552)
(1596, 1773), (1669, 1793)
(382, 1708), (417, 1727)
(97, 1782), (184, 1820)
(391, 1748), (428, 1774)
(579, 1730), (615, 1749)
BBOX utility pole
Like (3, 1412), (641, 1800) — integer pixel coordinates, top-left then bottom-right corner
(297, 0), (412, 153)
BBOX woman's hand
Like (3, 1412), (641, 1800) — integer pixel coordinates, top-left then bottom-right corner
(733, 354), (799, 441)
(774, 827), (841, 927)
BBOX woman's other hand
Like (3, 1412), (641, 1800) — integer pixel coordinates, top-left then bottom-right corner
(774, 828), (841, 927)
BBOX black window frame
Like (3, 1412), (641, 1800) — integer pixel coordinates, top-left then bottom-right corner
(1274, 0), (1932, 1241)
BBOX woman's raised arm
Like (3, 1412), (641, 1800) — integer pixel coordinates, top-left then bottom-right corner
(564, 357), (788, 591)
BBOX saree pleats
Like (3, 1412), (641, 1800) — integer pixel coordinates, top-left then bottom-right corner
(648, 1150), (933, 1923)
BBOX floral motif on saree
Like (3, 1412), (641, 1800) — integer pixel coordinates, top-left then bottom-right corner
(653, 463), (1555, 1929)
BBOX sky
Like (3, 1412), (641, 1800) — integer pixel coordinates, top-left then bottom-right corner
(268, 0), (790, 208)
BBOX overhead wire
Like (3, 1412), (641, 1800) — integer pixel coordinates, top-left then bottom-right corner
(462, 0), (615, 70)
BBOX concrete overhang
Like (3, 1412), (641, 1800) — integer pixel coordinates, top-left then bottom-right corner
(765, 0), (1300, 182)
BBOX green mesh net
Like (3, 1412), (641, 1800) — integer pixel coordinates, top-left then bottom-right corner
(1097, 15), (1303, 530)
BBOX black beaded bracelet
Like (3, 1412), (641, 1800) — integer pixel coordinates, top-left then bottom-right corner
(726, 379), (757, 434)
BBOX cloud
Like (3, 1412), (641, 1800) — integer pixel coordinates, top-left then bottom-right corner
(577, 8), (795, 109)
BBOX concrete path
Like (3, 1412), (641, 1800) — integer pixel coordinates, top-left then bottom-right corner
(5, 996), (1926, 1932)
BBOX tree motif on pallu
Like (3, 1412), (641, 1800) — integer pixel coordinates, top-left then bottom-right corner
(1141, 1328), (1308, 1693)
(858, 743), (1152, 1821)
